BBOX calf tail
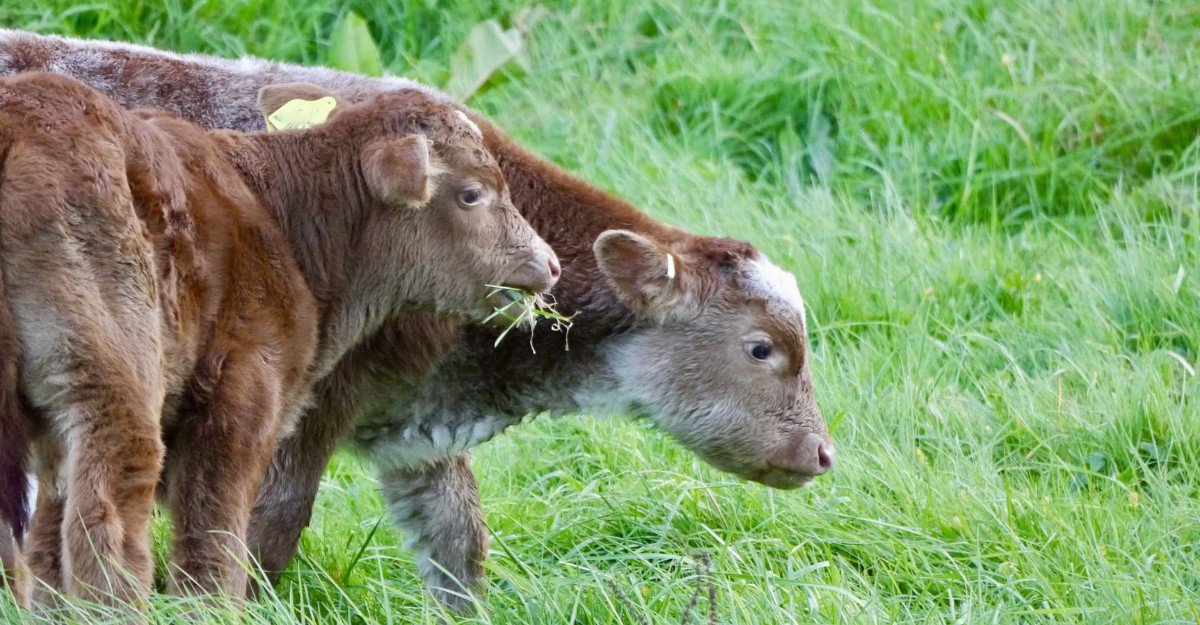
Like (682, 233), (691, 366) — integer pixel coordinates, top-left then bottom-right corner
(0, 305), (29, 545)
(0, 154), (31, 545)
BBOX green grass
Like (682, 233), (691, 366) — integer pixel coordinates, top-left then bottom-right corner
(3, 0), (1200, 623)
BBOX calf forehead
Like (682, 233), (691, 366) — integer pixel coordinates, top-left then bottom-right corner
(453, 110), (482, 138)
(357, 93), (494, 175)
(741, 256), (807, 329)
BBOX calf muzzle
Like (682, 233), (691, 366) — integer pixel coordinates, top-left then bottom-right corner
(750, 433), (835, 490)
(503, 244), (560, 294)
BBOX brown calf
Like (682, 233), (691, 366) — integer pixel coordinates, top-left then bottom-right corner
(0, 30), (832, 609)
(0, 73), (556, 607)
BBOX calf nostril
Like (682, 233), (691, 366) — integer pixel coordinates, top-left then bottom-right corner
(817, 442), (835, 472)
(547, 256), (561, 280)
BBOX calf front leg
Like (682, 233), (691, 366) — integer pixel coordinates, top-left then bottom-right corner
(378, 453), (488, 610)
(164, 357), (284, 597)
(247, 364), (372, 592)
(245, 431), (332, 590)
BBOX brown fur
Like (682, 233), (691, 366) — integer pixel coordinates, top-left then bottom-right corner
(0, 249), (30, 570)
(0, 72), (555, 608)
(0, 522), (27, 603)
(0, 31), (831, 609)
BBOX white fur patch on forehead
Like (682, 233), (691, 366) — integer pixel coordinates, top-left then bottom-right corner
(454, 110), (482, 138)
(747, 257), (806, 322)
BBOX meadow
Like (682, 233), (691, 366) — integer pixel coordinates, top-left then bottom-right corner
(1, 0), (1198, 623)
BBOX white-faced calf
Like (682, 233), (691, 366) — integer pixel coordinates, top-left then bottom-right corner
(0, 72), (556, 608)
(0, 29), (831, 609)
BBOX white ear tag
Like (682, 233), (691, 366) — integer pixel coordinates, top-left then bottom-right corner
(665, 253), (676, 280)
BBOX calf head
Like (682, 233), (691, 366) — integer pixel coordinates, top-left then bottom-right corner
(256, 84), (560, 320)
(595, 230), (833, 489)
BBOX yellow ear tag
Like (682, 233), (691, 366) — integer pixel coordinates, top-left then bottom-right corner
(265, 96), (338, 132)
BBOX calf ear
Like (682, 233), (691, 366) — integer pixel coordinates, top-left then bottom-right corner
(256, 83), (343, 131)
(361, 135), (438, 208)
(594, 230), (711, 322)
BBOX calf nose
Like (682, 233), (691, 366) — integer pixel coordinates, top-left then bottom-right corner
(777, 433), (835, 477)
(816, 439), (835, 473)
(506, 245), (560, 293)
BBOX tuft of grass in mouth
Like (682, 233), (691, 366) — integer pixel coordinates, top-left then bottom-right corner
(484, 285), (573, 352)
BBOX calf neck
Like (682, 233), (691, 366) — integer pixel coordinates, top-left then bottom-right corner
(0, 30), (833, 608)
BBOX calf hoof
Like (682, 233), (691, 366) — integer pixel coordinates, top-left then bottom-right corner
(429, 583), (483, 619)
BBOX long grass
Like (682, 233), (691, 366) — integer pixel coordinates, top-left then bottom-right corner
(2, 0), (1199, 623)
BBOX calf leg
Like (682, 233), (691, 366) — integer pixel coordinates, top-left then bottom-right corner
(247, 369), (368, 592)
(164, 356), (283, 597)
(246, 433), (333, 590)
(0, 521), (29, 608)
(378, 453), (488, 609)
(17, 329), (165, 607)
(24, 437), (64, 604)
(25, 489), (62, 608)
(61, 393), (164, 604)
(15, 344), (165, 606)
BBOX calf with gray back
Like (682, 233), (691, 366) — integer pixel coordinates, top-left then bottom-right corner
(0, 30), (834, 608)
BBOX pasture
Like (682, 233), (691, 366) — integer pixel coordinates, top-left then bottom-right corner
(1, 0), (1198, 623)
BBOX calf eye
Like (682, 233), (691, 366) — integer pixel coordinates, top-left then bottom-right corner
(458, 188), (483, 207)
(749, 343), (772, 361)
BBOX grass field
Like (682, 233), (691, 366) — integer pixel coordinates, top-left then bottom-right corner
(2, 0), (1199, 623)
